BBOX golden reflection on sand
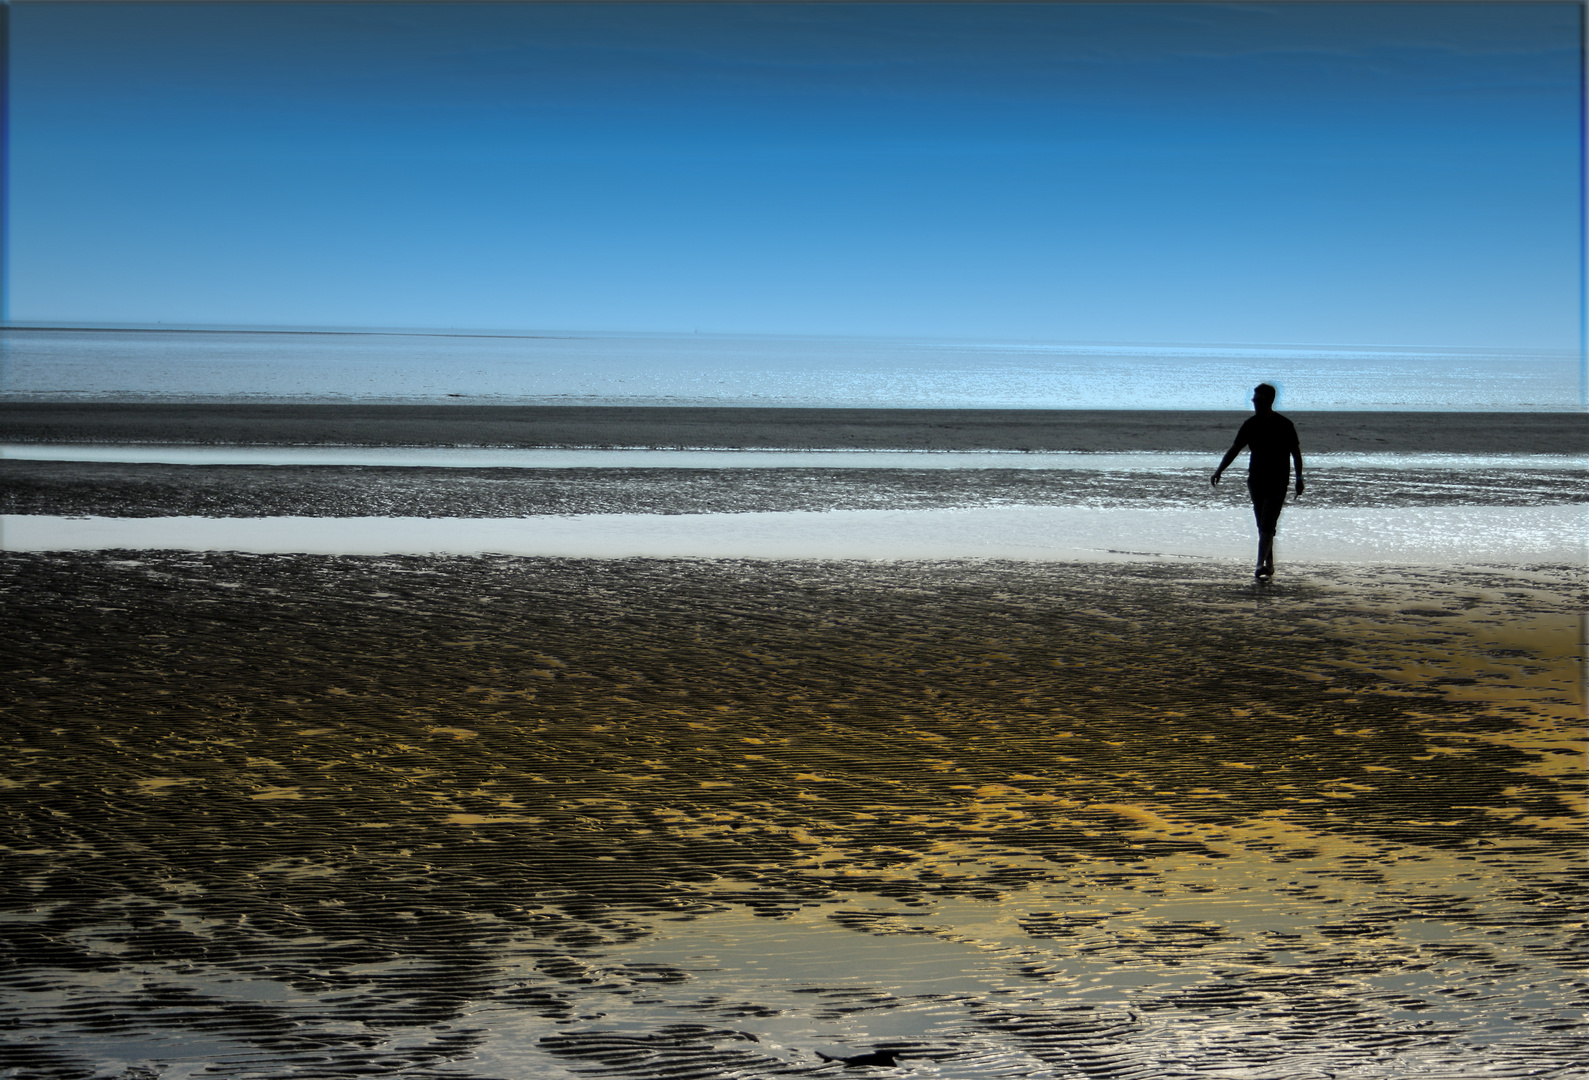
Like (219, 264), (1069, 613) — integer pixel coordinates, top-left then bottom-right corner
(0, 554), (1582, 1077)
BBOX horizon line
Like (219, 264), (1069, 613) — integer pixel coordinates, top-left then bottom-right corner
(0, 321), (1576, 356)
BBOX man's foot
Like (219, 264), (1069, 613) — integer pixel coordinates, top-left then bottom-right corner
(1255, 562), (1273, 581)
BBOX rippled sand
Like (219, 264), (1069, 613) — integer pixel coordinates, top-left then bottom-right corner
(1, 554), (1583, 1078)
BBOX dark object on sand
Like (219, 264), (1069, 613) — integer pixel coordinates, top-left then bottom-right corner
(816, 1048), (903, 1068)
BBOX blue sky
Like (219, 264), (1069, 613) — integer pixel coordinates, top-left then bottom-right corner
(6, 2), (1583, 349)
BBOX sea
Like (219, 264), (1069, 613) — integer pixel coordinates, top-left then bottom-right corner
(1, 325), (1582, 410)
(3, 322), (1583, 561)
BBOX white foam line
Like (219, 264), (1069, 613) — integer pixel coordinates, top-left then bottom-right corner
(1, 444), (1579, 471)
(3, 506), (1582, 563)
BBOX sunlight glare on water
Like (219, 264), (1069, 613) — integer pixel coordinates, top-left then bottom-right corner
(2, 327), (1579, 409)
(4, 505), (1583, 562)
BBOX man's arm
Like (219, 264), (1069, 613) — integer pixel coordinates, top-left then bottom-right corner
(1211, 443), (1243, 486)
(1211, 421), (1250, 486)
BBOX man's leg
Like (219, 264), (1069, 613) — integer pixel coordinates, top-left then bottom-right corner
(1254, 488), (1285, 578)
(1248, 490), (1265, 577)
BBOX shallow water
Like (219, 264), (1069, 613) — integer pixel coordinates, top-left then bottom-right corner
(0, 555), (1583, 1078)
(3, 505), (1584, 564)
(3, 452), (1584, 522)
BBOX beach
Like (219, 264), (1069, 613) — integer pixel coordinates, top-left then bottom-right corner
(1, 405), (1585, 1078)
(4, 406), (1583, 567)
(1, 553), (1583, 1078)
(8, 0), (1585, 1070)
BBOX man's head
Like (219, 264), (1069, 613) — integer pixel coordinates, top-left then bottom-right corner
(1252, 383), (1277, 410)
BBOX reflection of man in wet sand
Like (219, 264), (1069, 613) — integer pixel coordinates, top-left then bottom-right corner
(1211, 383), (1304, 581)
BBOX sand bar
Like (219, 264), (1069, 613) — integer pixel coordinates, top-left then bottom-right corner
(3, 443), (1578, 471)
(8, 458), (1581, 520)
(3, 403), (1584, 453)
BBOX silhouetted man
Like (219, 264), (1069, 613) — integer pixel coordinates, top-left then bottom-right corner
(1211, 383), (1304, 580)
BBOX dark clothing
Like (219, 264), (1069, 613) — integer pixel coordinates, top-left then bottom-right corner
(1248, 480), (1287, 537)
(1230, 411), (1301, 487)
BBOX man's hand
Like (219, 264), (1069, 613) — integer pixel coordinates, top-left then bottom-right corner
(1210, 470), (1223, 487)
(1294, 476), (1305, 498)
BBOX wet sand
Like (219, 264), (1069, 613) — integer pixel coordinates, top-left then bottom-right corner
(4, 459), (1586, 520)
(4, 403), (1584, 453)
(1, 554), (1583, 1078)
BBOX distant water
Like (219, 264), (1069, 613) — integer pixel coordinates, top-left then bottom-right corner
(7, 444), (1576, 470)
(1, 326), (1580, 410)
